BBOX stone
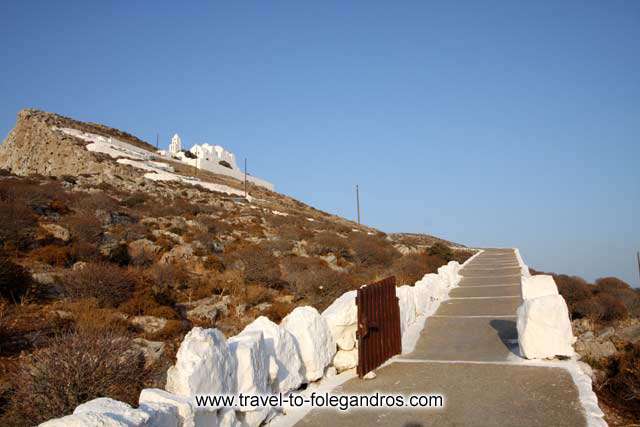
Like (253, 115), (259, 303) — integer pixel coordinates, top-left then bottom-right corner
(575, 339), (617, 360)
(32, 272), (56, 285)
(39, 223), (70, 242)
(73, 398), (149, 425)
(128, 238), (161, 261)
(132, 338), (166, 367)
(521, 275), (559, 300)
(517, 295), (575, 359)
(281, 306), (336, 382)
(321, 291), (357, 351)
(139, 388), (217, 427)
(179, 296), (230, 323)
(413, 273), (444, 316)
(240, 316), (304, 393)
(596, 327), (615, 341)
(166, 327), (236, 397)
(332, 349), (358, 372)
(396, 285), (417, 335)
(160, 244), (194, 264)
(363, 371), (376, 380)
(131, 316), (167, 335)
(617, 323), (640, 343)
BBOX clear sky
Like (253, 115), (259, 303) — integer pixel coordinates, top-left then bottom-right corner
(1, 1), (639, 285)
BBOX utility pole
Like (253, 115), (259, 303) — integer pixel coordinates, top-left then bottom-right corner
(637, 251), (640, 283)
(244, 158), (248, 198)
(356, 184), (361, 224)
(155, 133), (159, 149)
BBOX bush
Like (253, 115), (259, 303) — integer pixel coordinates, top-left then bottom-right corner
(595, 277), (640, 316)
(599, 342), (640, 420)
(308, 232), (350, 258)
(229, 245), (285, 289)
(62, 263), (136, 307)
(121, 192), (147, 208)
(594, 293), (628, 323)
(3, 328), (146, 425)
(0, 256), (31, 303)
(0, 200), (37, 247)
(31, 244), (73, 267)
(350, 234), (399, 267)
(65, 213), (103, 242)
(555, 275), (594, 318)
(427, 242), (453, 261)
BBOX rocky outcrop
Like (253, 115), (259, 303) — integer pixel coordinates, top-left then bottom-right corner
(0, 109), (149, 178)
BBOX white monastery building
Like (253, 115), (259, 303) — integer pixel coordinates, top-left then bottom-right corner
(159, 133), (273, 191)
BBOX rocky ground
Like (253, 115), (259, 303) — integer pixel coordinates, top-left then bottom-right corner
(0, 109), (473, 425)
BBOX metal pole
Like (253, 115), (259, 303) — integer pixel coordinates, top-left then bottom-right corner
(356, 184), (361, 224)
(244, 158), (248, 198)
(156, 133), (159, 149)
(637, 251), (640, 283)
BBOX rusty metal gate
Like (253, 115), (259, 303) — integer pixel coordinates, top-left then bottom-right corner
(356, 276), (401, 378)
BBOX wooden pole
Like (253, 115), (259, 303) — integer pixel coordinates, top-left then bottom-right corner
(637, 251), (640, 283)
(356, 184), (361, 224)
(244, 158), (248, 198)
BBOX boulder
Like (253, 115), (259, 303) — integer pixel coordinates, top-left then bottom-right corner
(321, 291), (357, 351)
(437, 261), (461, 288)
(179, 296), (230, 323)
(73, 398), (150, 425)
(128, 239), (161, 261)
(521, 275), (559, 300)
(240, 316), (304, 393)
(413, 274), (443, 316)
(517, 295), (575, 359)
(132, 338), (166, 368)
(617, 323), (640, 343)
(39, 223), (70, 242)
(166, 327), (236, 397)
(131, 316), (167, 335)
(139, 388), (216, 427)
(39, 412), (128, 427)
(281, 306), (336, 382)
(332, 349), (358, 372)
(160, 244), (194, 264)
(396, 286), (417, 335)
(228, 332), (271, 426)
(575, 339), (617, 360)
(218, 408), (240, 427)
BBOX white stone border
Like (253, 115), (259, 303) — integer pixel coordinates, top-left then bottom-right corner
(514, 249), (607, 427)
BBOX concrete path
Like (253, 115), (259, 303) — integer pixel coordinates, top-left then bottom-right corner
(295, 249), (587, 427)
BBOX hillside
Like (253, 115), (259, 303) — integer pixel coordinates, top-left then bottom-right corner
(0, 109), (473, 425)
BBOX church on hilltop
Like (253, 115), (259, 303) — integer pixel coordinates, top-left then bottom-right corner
(159, 133), (273, 190)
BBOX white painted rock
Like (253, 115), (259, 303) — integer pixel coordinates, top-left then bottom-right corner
(240, 316), (304, 393)
(396, 286), (417, 335)
(521, 275), (559, 300)
(332, 349), (358, 372)
(517, 294), (575, 359)
(39, 412), (128, 427)
(228, 331), (271, 427)
(138, 403), (179, 427)
(321, 291), (357, 351)
(73, 398), (150, 426)
(437, 262), (461, 288)
(413, 274), (442, 316)
(218, 408), (241, 427)
(281, 306), (336, 382)
(139, 388), (217, 427)
(166, 327), (236, 397)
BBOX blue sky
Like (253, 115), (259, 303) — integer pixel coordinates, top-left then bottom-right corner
(1, 1), (639, 285)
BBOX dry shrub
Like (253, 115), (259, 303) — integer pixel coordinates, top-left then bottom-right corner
(196, 214), (230, 235)
(263, 301), (293, 322)
(64, 213), (103, 242)
(286, 265), (349, 309)
(121, 192), (147, 208)
(595, 277), (640, 316)
(0, 256), (31, 303)
(211, 270), (245, 298)
(148, 262), (190, 290)
(31, 244), (73, 267)
(0, 199), (37, 247)
(66, 300), (131, 334)
(308, 232), (350, 257)
(245, 285), (271, 306)
(389, 253), (432, 285)
(594, 293), (628, 323)
(278, 224), (313, 241)
(555, 275), (594, 318)
(427, 242), (454, 261)
(229, 245), (285, 289)
(350, 234), (400, 267)
(452, 249), (474, 264)
(72, 191), (118, 214)
(62, 262), (136, 307)
(69, 241), (99, 262)
(3, 328), (146, 425)
(599, 342), (640, 420)
(261, 238), (294, 254)
(152, 319), (186, 340)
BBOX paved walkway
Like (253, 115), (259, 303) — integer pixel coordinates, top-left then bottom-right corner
(296, 249), (587, 427)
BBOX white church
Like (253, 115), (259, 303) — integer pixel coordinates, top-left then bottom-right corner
(158, 134), (273, 190)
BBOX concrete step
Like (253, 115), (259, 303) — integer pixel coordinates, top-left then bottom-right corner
(436, 297), (521, 316)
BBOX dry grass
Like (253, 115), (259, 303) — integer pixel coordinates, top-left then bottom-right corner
(61, 262), (136, 308)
